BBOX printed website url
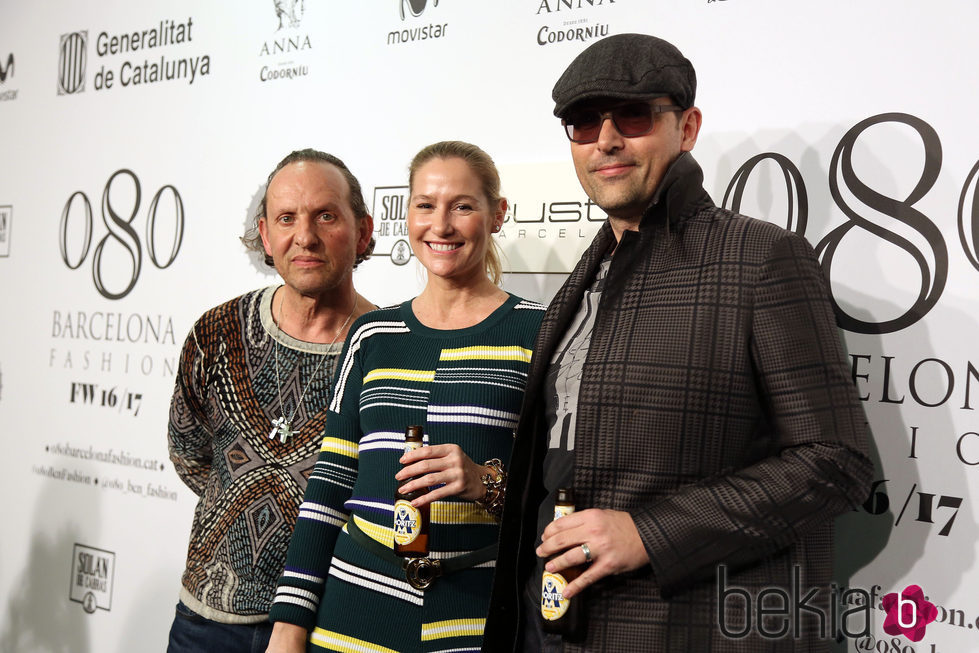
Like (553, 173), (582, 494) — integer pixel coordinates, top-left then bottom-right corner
(46, 441), (165, 471)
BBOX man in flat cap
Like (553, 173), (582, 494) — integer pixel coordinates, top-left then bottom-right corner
(483, 34), (872, 651)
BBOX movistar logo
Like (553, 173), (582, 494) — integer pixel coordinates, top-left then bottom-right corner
(0, 53), (13, 83)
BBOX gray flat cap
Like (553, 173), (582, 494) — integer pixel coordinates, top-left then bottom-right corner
(552, 33), (696, 117)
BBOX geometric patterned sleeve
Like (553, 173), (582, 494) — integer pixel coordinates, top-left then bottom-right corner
(268, 320), (365, 630)
(635, 232), (873, 596)
(167, 323), (214, 497)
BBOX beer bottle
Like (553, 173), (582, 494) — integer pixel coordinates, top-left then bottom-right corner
(394, 425), (430, 557)
(541, 487), (585, 640)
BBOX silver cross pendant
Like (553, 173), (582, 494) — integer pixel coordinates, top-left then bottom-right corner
(269, 416), (296, 444)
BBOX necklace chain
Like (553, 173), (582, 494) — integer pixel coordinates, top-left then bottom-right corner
(269, 296), (358, 444)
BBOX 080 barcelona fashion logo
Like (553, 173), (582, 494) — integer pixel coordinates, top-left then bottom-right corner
(721, 112), (979, 335)
(59, 169), (185, 300)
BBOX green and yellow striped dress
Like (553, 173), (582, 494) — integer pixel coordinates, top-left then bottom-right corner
(270, 294), (544, 652)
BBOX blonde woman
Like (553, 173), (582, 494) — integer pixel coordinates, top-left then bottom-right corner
(267, 142), (544, 653)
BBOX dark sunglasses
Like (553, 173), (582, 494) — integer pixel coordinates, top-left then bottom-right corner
(562, 102), (683, 143)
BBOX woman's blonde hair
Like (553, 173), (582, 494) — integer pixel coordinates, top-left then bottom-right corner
(408, 141), (504, 285)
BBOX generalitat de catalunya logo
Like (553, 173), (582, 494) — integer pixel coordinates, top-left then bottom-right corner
(58, 31), (87, 95)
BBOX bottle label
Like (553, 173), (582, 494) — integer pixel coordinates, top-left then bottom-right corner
(541, 571), (570, 621)
(393, 499), (422, 545)
(404, 440), (422, 453)
(553, 504), (575, 521)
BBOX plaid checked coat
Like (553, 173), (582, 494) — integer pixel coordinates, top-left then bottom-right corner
(483, 153), (873, 652)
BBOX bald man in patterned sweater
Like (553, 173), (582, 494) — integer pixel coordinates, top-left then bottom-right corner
(167, 149), (375, 653)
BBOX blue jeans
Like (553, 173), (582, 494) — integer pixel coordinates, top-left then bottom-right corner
(166, 601), (273, 653)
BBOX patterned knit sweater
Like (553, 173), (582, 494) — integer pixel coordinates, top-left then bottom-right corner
(168, 286), (342, 623)
(270, 294), (544, 652)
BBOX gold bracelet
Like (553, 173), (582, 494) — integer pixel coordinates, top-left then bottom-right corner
(474, 458), (507, 520)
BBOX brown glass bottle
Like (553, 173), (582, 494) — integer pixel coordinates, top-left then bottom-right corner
(394, 425), (430, 557)
(541, 487), (585, 640)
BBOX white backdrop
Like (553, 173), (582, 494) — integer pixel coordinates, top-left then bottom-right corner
(1, 2), (977, 652)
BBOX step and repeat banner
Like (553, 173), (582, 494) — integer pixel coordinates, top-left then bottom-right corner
(1, 1), (977, 652)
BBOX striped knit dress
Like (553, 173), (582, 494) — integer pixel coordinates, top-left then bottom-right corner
(270, 294), (544, 652)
